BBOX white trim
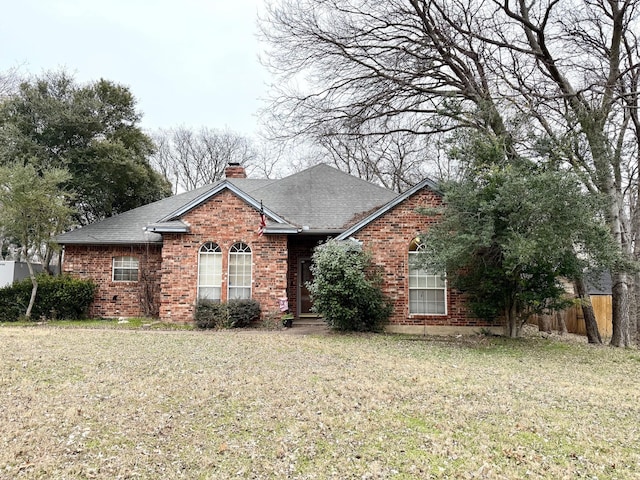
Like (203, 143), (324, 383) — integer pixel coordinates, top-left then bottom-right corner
(197, 242), (222, 301)
(112, 256), (139, 282)
(228, 242), (252, 300)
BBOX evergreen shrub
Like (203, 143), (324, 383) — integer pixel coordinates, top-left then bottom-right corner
(0, 274), (96, 321)
(309, 240), (392, 332)
(195, 299), (261, 329)
(226, 299), (261, 328)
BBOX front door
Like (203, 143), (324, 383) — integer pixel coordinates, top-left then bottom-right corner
(298, 258), (314, 315)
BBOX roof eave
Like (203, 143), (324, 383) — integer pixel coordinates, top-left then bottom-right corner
(299, 228), (344, 236)
(144, 223), (190, 233)
(59, 239), (164, 246)
(263, 226), (300, 234)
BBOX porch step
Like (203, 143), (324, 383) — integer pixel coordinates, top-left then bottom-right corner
(293, 317), (325, 327)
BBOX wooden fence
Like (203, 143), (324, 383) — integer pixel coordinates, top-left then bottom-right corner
(529, 295), (612, 337)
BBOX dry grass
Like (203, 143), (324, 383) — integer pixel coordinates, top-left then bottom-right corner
(1, 326), (639, 479)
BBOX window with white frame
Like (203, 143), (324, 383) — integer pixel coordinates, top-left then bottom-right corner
(228, 242), (252, 300)
(198, 242), (222, 301)
(112, 256), (139, 282)
(408, 240), (446, 314)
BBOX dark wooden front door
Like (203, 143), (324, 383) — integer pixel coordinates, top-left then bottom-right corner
(298, 258), (314, 315)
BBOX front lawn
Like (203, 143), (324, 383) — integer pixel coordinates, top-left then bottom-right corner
(1, 327), (638, 478)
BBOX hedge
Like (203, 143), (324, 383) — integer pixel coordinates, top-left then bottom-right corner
(195, 299), (261, 329)
(0, 274), (96, 322)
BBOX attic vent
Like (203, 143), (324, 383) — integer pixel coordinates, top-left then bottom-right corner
(225, 162), (247, 179)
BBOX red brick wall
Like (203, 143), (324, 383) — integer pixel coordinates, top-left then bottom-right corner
(354, 187), (488, 328)
(62, 244), (163, 318)
(62, 186), (491, 329)
(159, 190), (288, 323)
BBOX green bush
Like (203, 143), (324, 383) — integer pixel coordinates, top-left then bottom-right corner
(226, 299), (261, 328)
(0, 283), (26, 321)
(309, 240), (392, 332)
(195, 299), (261, 329)
(0, 274), (96, 322)
(194, 300), (227, 329)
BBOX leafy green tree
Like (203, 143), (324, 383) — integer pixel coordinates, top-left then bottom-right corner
(0, 70), (171, 226)
(309, 240), (392, 332)
(417, 143), (621, 337)
(0, 163), (74, 318)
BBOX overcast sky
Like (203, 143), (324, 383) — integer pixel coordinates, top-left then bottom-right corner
(0, 0), (270, 136)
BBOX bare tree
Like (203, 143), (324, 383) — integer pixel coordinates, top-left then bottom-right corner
(262, 0), (640, 345)
(315, 131), (439, 191)
(150, 127), (258, 192)
(0, 66), (21, 99)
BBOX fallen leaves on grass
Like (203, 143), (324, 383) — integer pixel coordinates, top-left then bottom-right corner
(0, 327), (639, 479)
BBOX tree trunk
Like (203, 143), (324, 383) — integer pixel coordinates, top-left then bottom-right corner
(556, 310), (567, 335)
(634, 272), (640, 346)
(573, 277), (602, 344)
(24, 257), (38, 319)
(42, 245), (54, 275)
(504, 302), (519, 338)
(538, 313), (552, 333)
(611, 271), (631, 347)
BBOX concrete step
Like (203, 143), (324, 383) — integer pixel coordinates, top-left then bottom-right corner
(293, 317), (325, 326)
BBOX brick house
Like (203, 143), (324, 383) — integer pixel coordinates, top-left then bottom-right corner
(58, 163), (495, 334)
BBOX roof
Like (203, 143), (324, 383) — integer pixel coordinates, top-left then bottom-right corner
(584, 270), (612, 295)
(57, 164), (400, 245)
(246, 164), (398, 230)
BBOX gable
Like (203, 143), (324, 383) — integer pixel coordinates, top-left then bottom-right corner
(336, 177), (442, 240)
(150, 181), (295, 234)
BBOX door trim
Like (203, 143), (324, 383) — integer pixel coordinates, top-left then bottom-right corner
(297, 257), (315, 316)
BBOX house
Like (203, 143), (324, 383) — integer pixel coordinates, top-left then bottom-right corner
(57, 163), (496, 334)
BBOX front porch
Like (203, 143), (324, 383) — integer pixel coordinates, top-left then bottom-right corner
(285, 235), (328, 319)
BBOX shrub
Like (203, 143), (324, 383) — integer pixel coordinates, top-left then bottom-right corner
(195, 299), (261, 329)
(226, 299), (261, 328)
(0, 283), (26, 321)
(309, 240), (392, 332)
(194, 300), (227, 329)
(0, 274), (96, 322)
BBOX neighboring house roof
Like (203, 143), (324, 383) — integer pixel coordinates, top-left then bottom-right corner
(56, 164), (400, 245)
(585, 270), (613, 296)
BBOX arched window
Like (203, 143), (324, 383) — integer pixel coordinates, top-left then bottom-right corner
(198, 242), (222, 301)
(408, 239), (446, 315)
(228, 242), (252, 300)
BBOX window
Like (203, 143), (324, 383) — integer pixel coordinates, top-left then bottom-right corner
(408, 240), (446, 314)
(228, 242), (252, 300)
(198, 242), (222, 301)
(113, 256), (139, 282)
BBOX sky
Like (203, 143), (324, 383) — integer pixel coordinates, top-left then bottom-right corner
(0, 0), (271, 136)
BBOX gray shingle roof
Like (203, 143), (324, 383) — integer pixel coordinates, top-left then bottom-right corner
(245, 164), (398, 230)
(57, 164), (399, 245)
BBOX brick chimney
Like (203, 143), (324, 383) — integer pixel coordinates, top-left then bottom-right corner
(225, 162), (247, 179)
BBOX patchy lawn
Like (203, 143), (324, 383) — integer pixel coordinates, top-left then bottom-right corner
(1, 326), (639, 479)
